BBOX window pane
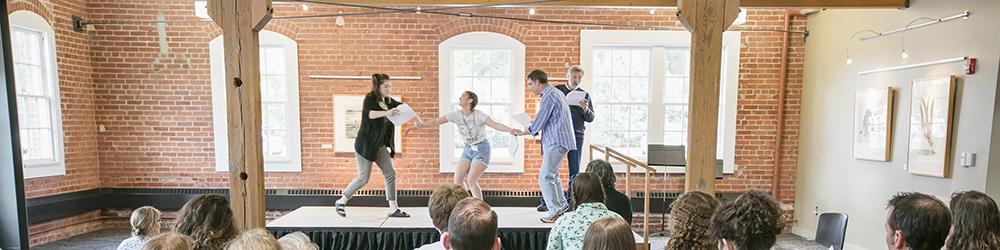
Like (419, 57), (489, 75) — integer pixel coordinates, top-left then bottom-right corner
(260, 46), (286, 75)
(664, 104), (688, 131)
(491, 78), (510, 102)
(472, 77), (492, 101)
(611, 105), (627, 131)
(472, 51), (489, 76)
(20, 97), (51, 129)
(611, 78), (628, 102)
(263, 129), (288, 157)
(14, 64), (46, 96)
(12, 30), (29, 63)
(630, 77), (649, 102)
(630, 50), (650, 77)
(592, 77), (610, 103)
(26, 32), (42, 65)
(594, 50), (612, 75)
(454, 50), (473, 76)
(630, 105), (648, 131)
(24, 128), (54, 161)
(486, 50), (509, 77)
(612, 50), (630, 76)
(664, 77), (689, 103)
(262, 76), (286, 102)
(264, 104), (286, 129)
(666, 49), (689, 76)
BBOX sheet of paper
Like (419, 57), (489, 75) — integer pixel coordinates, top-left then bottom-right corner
(509, 135), (520, 158)
(565, 91), (587, 106)
(512, 113), (532, 128)
(387, 104), (417, 126)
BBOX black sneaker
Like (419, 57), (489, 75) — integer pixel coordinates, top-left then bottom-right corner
(335, 203), (347, 217)
(537, 204), (548, 212)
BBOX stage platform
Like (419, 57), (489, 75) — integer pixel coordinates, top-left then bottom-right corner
(267, 206), (555, 250)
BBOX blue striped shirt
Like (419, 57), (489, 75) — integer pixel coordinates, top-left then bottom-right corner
(529, 85), (577, 151)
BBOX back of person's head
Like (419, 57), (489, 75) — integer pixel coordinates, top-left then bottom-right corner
(141, 232), (195, 250)
(885, 192), (951, 250)
(581, 217), (634, 250)
(277, 232), (318, 250)
(527, 69), (548, 85)
(130, 206), (162, 237)
(947, 191), (1000, 249)
(226, 228), (279, 250)
(666, 191), (720, 250)
(174, 194), (238, 250)
(711, 190), (782, 250)
(429, 184), (472, 232)
(571, 173), (606, 210)
(444, 198), (499, 250)
(585, 159), (616, 189)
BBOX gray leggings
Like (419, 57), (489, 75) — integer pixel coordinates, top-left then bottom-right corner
(342, 147), (398, 201)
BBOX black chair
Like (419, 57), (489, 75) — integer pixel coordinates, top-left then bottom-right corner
(815, 212), (848, 250)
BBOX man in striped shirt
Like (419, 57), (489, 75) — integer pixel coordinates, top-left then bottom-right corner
(520, 69), (577, 223)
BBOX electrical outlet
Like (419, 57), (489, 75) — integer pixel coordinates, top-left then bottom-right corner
(813, 206), (819, 215)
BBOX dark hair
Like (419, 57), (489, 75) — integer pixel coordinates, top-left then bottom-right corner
(666, 191), (719, 250)
(585, 159), (616, 189)
(462, 91), (479, 110)
(447, 198), (498, 250)
(571, 173), (605, 210)
(711, 190), (782, 250)
(369, 73), (391, 100)
(581, 217), (634, 250)
(527, 69), (548, 85)
(429, 184), (471, 232)
(174, 195), (238, 250)
(947, 191), (999, 249)
(886, 192), (951, 250)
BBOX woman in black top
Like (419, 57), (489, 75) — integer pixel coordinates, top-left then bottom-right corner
(336, 73), (418, 218)
(585, 159), (633, 224)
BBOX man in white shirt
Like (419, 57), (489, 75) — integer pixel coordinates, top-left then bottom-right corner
(415, 184), (471, 250)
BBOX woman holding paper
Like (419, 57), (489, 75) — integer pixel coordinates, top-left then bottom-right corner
(336, 73), (419, 218)
(407, 91), (521, 200)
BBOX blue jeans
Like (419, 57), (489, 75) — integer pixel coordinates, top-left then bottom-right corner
(540, 145), (569, 216)
(565, 136), (584, 201)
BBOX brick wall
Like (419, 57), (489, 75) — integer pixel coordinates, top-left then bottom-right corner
(86, 1), (803, 200)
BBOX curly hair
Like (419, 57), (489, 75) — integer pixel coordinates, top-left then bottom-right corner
(585, 159), (616, 189)
(711, 190), (782, 250)
(665, 191), (719, 250)
(174, 195), (238, 250)
(946, 191), (1000, 250)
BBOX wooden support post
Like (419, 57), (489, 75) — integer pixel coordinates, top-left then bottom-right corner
(208, 0), (272, 230)
(677, 0), (739, 195)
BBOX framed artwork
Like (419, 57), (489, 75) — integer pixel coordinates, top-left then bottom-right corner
(906, 76), (957, 178)
(334, 96), (403, 153)
(854, 87), (894, 161)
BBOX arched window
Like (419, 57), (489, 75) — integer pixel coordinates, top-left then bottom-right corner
(10, 10), (65, 178)
(438, 32), (526, 173)
(209, 31), (302, 172)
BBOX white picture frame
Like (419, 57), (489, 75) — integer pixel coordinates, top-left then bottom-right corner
(853, 87), (894, 161)
(906, 76), (957, 178)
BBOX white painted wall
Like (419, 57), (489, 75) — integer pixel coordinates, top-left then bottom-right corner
(794, 0), (1000, 249)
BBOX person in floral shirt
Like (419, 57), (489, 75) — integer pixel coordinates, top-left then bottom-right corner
(546, 173), (623, 250)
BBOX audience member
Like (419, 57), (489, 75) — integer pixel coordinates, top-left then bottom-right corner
(585, 159), (632, 224)
(118, 206), (162, 250)
(140, 232), (195, 250)
(226, 228), (280, 250)
(174, 194), (238, 250)
(884, 192), (950, 250)
(580, 217), (634, 250)
(665, 191), (719, 250)
(443, 198), (501, 250)
(945, 191), (999, 250)
(277, 232), (319, 250)
(711, 190), (782, 250)
(547, 173), (623, 250)
(418, 184), (471, 250)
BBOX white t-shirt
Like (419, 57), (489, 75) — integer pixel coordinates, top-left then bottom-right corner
(447, 110), (489, 146)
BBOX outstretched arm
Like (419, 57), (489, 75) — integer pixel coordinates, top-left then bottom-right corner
(484, 117), (521, 135)
(405, 115), (447, 135)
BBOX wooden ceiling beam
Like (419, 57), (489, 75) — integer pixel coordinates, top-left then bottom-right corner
(289, 0), (908, 9)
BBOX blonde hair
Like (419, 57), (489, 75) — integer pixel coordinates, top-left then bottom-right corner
(130, 206), (161, 236)
(226, 228), (280, 250)
(141, 232), (195, 250)
(277, 232), (319, 250)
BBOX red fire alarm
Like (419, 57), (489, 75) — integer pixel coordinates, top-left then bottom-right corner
(966, 58), (977, 75)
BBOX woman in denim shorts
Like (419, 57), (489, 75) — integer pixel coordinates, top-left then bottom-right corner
(408, 91), (521, 199)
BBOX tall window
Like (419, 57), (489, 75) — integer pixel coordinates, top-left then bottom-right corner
(581, 30), (740, 173)
(438, 32), (525, 173)
(11, 11), (65, 179)
(591, 48), (650, 159)
(210, 31), (302, 172)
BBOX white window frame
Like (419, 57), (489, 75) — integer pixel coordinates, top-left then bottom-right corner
(210, 30), (302, 172)
(581, 30), (740, 174)
(438, 32), (526, 173)
(10, 11), (65, 179)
